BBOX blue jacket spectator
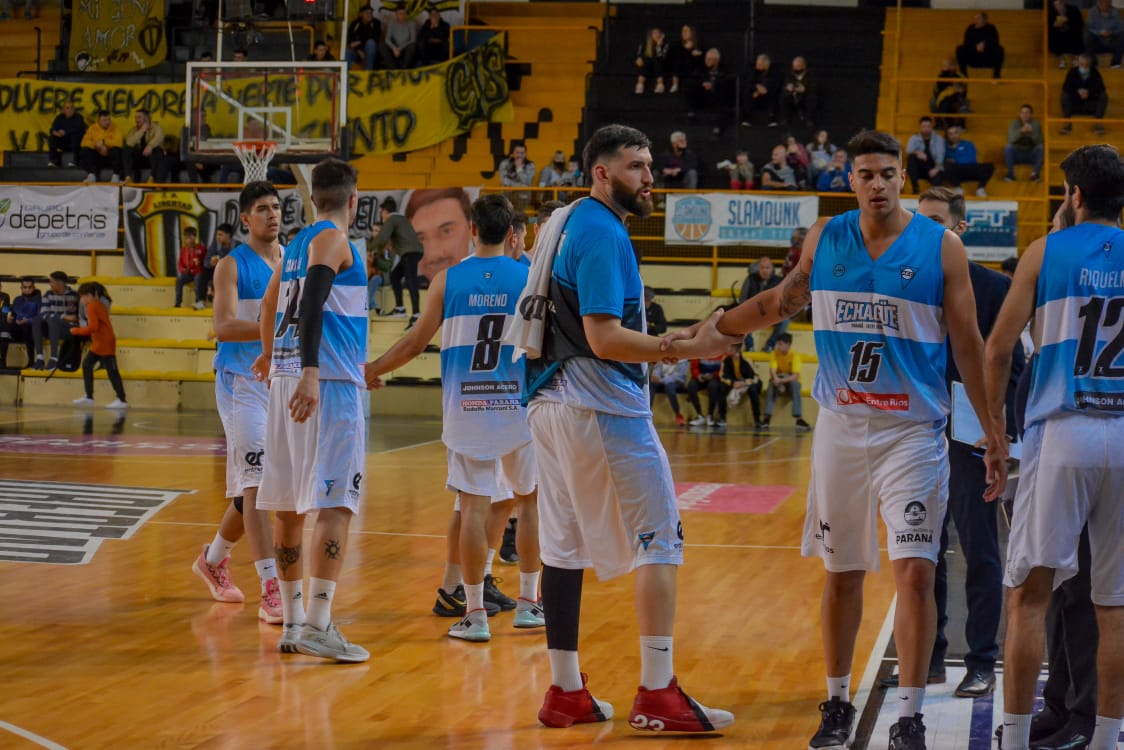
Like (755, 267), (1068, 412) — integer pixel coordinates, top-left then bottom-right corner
(815, 150), (852, 192)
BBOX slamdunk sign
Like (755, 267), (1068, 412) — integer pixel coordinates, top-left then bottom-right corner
(665, 194), (819, 247)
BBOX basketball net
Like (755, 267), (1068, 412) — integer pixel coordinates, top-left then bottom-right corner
(232, 141), (277, 184)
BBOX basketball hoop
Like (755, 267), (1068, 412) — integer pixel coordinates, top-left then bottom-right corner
(232, 140), (277, 184)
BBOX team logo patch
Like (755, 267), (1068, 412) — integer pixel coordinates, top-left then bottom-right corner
(671, 196), (712, 241)
(638, 531), (656, 550)
(900, 265), (916, 288)
(833, 264), (846, 277)
(815, 520), (834, 554)
(904, 501), (927, 527)
(324, 479), (336, 495)
(245, 450), (263, 467)
(352, 473), (363, 490)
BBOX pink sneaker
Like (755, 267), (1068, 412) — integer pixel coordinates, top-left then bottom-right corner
(191, 545), (245, 603)
(258, 578), (283, 624)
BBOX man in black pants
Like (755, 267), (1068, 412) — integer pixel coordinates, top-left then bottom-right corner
(370, 196), (423, 327)
(957, 11), (1005, 78)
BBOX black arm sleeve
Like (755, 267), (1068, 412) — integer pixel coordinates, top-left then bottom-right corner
(299, 264), (337, 369)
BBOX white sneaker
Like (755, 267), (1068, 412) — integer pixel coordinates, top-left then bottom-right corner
(110, 173), (121, 182)
(689, 415), (707, 426)
(73, 397), (95, 406)
(192, 300), (206, 310)
(975, 187), (987, 198)
(448, 611), (491, 642)
(296, 622), (370, 662)
(278, 623), (302, 653)
(83, 173), (96, 183)
(513, 598), (545, 629)
(716, 159), (733, 170)
(105, 399), (128, 409)
(705, 416), (714, 427)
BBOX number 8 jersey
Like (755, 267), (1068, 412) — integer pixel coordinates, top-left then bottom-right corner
(1026, 222), (1124, 428)
(810, 210), (950, 423)
(441, 254), (532, 459)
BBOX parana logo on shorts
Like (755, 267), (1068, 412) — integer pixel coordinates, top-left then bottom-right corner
(903, 501), (927, 527)
(672, 196), (712, 241)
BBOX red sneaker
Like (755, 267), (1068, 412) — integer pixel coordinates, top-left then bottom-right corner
(628, 676), (734, 732)
(538, 673), (614, 728)
(675, 414), (686, 426)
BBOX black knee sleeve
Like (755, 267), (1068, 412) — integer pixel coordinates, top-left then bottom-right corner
(541, 564), (584, 651)
(232, 495), (244, 514)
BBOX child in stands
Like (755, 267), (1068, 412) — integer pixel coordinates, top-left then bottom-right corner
(70, 282), (127, 410)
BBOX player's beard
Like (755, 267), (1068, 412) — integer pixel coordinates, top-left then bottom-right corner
(610, 176), (653, 219)
(1061, 193), (1077, 230)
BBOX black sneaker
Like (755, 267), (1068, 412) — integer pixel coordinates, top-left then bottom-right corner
(888, 713), (926, 750)
(499, 518), (519, 564)
(432, 585), (500, 618)
(384, 306), (407, 318)
(795, 418), (812, 432)
(809, 697), (855, 749)
(483, 574), (517, 611)
(406, 313), (419, 330)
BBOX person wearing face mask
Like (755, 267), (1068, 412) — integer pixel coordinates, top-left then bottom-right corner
(1060, 54), (1108, 137)
(778, 56), (818, 128)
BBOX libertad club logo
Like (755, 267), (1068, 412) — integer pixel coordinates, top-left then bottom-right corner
(672, 196), (712, 241)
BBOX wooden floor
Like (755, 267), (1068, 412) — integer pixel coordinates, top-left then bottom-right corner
(0, 405), (899, 750)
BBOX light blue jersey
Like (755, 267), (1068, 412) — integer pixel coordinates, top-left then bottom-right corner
(810, 210), (950, 422)
(214, 243), (277, 376)
(1025, 222), (1124, 426)
(441, 254), (531, 459)
(271, 220), (367, 387)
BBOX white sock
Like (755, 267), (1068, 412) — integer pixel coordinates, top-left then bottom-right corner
(827, 674), (851, 702)
(897, 686), (924, 719)
(464, 582), (485, 613)
(548, 648), (583, 692)
(442, 562), (462, 592)
(205, 533), (236, 567)
(639, 636), (674, 690)
(278, 579), (305, 626)
(519, 570), (541, 602)
(306, 577), (336, 631)
(484, 549), (496, 577)
(1002, 713), (1033, 750)
(254, 559), (277, 594)
(1090, 715), (1123, 750)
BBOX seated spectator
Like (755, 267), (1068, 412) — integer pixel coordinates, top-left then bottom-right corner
(943, 126), (994, 198)
(1003, 104), (1044, 182)
(40, 270), (79, 369)
(760, 144), (797, 190)
(778, 56), (818, 128)
(674, 24), (704, 83)
(1084, 0), (1124, 69)
(738, 256), (788, 351)
(381, 2), (417, 69)
(346, 5), (381, 71)
(722, 343), (763, 428)
(784, 135), (810, 189)
(650, 359), (689, 426)
(559, 157), (583, 189)
(498, 143), (535, 210)
(718, 150), (755, 190)
(930, 58), (969, 129)
(122, 108), (168, 183)
(763, 332), (811, 432)
(686, 47), (733, 135)
(174, 227), (207, 309)
(9, 276), (44, 369)
(538, 150), (568, 189)
(201, 222), (235, 303)
(1049, 0), (1085, 68)
(806, 129), (837, 183)
(741, 53), (779, 127)
(687, 356), (727, 427)
(417, 4), (450, 66)
(308, 39), (335, 61)
(1061, 53), (1108, 135)
(79, 110), (123, 183)
(47, 100), (85, 169)
(816, 148), (852, 193)
(956, 11), (1005, 78)
(367, 244), (393, 314)
(782, 227), (809, 278)
(645, 286), (667, 336)
(0, 281), (12, 368)
(1, 0), (37, 18)
(654, 131), (699, 190)
(634, 27), (674, 94)
(906, 116), (945, 194)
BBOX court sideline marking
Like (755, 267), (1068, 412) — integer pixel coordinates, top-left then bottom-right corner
(0, 720), (69, 750)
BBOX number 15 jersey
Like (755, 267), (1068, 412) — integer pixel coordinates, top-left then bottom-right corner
(441, 254), (532, 460)
(810, 210), (950, 423)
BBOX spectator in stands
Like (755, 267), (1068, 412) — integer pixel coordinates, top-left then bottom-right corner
(738, 256), (787, 351)
(782, 227), (809, 278)
(122, 109), (168, 184)
(1084, 0), (1124, 68)
(722, 343), (763, 429)
(999, 256), (1018, 280)
(930, 58), (969, 129)
(1049, 0), (1085, 68)
(381, 2), (417, 69)
(70, 282), (127, 410)
(718, 150), (755, 190)
(784, 134), (810, 189)
(417, 5), (450, 66)
(498, 143), (535, 210)
(232, 49), (248, 62)
(650, 358), (689, 426)
(373, 196), (424, 326)
(538, 150), (568, 189)
(675, 24), (705, 83)
(634, 27), (674, 94)
(0, 281), (10, 368)
(741, 53), (779, 127)
(956, 11), (1005, 78)
(405, 187), (473, 280)
(308, 40), (335, 61)
(645, 286), (667, 337)
(347, 5), (381, 70)
(559, 156), (583, 197)
(201, 222), (234, 303)
(816, 148), (852, 193)
(760, 144), (797, 190)
(687, 356), (727, 428)
(367, 243), (392, 315)
(40, 271), (78, 370)
(654, 131), (699, 190)
(905, 116), (945, 194)
(79, 110), (123, 184)
(943, 125), (994, 198)
(806, 129), (837, 184)
(174, 226), (207, 309)
(1060, 53), (1108, 136)
(778, 56), (818, 128)
(47, 100), (85, 169)
(1, 0), (36, 18)
(686, 48), (733, 135)
(9, 276), (44, 369)
(763, 332), (811, 432)
(1003, 103), (1044, 182)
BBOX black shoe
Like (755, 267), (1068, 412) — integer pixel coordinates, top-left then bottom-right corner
(954, 670), (995, 698)
(760, 417), (771, 431)
(1031, 724), (1093, 750)
(405, 313), (419, 330)
(880, 666), (946, 688)
(499, 518), (518, 564)
(795, 418), (812, 432)
(432, 585), (500, 618)
(888, 713), (926, 749)
(483, 574), (516, 611)
(809, 697), (855, 749)
(1029, 708), (1070, 743)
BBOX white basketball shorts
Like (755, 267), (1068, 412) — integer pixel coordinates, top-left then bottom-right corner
(215, 369), (268, 497)
(449, 441), (536, 507)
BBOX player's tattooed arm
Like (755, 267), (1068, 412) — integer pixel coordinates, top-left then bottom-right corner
(777, 268), (811, 318)
(276, 543), (301, 574)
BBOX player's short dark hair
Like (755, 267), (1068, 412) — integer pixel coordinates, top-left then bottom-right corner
(217, 222), (234, 234)
(582, 124), (652, 178)
(919, 185), (966, 226)
(405, 188), (471, 222)
(1020, 103), (1033, 113)
(511, 211), (527, 231)
(846, 130), (901, 162)
(471, 194), (515, 245)
(239, 181), (280, 213)
(1000, 256), (1018, 274)
(49, 270), (68, 283)
(537, 200), (565, 222)
(310, 158), (358, 213)
(918, 116), (933, 125)
(1059, 144), (1124, 221)
(776, 332), (793, 345)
